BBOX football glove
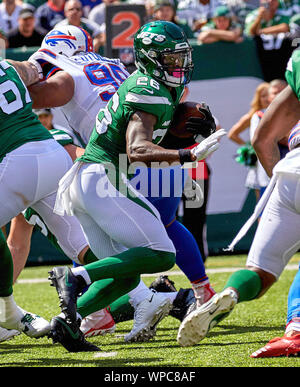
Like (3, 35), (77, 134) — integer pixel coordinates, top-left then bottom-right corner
(186, 102), (216, 139)
(191, 129), (226, 161)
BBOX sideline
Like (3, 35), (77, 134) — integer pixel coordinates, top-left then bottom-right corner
(16, 264), (300, 284)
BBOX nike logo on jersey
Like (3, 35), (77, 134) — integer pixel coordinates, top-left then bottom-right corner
(142, 88), (154, 94)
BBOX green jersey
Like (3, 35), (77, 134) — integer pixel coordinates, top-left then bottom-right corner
(0, 59), (52, 162)
(286, 49), (300, 99)
(79, 70), (184, 169)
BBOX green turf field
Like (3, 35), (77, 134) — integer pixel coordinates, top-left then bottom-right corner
(1, 253), (300, 368)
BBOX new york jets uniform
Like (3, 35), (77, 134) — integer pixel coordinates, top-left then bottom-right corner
(55, 68), (179, 261)
(81, 69), (184, 166)
(0, 59), (73, 228)
(38, 49), (210, 294)
(53, 63), (177, 322)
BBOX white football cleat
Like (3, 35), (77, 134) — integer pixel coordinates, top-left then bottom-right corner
(124, 291), (172, 342)
(177, 288), (238, 347)
(0, 295), (50, 338)
(0, 326), (20, 343)
(17, 308), (51, 338)
(80, 308), (116, 337)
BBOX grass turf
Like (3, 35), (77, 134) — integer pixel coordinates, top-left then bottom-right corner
(1, 253), (300, 368)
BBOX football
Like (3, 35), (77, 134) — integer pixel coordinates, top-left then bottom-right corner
(169, 101), (206, 138)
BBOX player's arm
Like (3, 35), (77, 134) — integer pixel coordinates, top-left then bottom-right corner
(7, 60), (40, 86)
(126, 110), (226, 165)
(6, 213), (34, 284)
(252, 85), (300, 176)
(28, 70), (75, 108)
(126, 110), (186, 165)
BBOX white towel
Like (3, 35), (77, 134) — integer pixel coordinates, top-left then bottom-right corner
(54, 161), (82, 216)
(225, 149), (300, 251)
(224, 173), (277, 252)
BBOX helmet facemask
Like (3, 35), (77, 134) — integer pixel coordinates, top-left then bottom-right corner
(134, 21), (194, 88)
(158, 47), (193, 87)
(138, 45), (193, 87)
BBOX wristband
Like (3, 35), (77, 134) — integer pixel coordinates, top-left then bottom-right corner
(178, 149), (192, 164)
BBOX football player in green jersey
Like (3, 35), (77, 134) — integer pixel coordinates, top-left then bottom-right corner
(0, 58), (76, 342)
(176, 49), (300, 349)
(48, 20), (226, 351)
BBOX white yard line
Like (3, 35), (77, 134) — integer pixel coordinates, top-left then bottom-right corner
(16, 264), (300, 284)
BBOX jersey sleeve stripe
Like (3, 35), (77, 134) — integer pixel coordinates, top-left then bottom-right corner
(125, 92), (172, 106)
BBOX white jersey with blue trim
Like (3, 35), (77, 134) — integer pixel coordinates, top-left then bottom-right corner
(35, 50), (130, 146)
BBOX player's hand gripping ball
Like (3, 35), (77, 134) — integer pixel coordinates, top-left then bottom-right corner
(169, 101), (216, 141)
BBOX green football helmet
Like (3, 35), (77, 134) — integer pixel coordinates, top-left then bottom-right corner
(134, 21), (194, 88)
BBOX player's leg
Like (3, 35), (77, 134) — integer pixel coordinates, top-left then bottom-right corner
(6, 214), (34, 283)
(0, 228), (22, 339)
(0, 140), (72, 338)
(145, 164), (215, 306)
(166, 220), (215, 306)
(0, 228), (49, 338)
(177, 173), (300, 346)
(68, 163), (175, 280)
(49, 163), (175, 349)
(30, 193), (88, 266)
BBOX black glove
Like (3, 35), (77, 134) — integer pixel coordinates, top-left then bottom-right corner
(185, 102), (216, 139)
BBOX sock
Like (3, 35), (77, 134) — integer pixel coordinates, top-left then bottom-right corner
(166, 220), (208, 283)
(128, 280), (154, 309)
(0, 295), (23, 329)
(82, 247), (175, 283)
(286, 264), (300, 332)
(77, 276), (140, 319)
(224, 269), (262, 303)
(0, 230), (13, 297)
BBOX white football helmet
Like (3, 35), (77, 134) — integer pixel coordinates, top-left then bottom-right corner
(41, 25), (94, 57)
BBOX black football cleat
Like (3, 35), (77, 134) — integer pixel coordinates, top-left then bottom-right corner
(48, 266), (86, 324)
(149, 275), (197, 322)
(149, 275), (177, 293)
(169, 288), (197, 322)
(49, 316), (100, 352)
